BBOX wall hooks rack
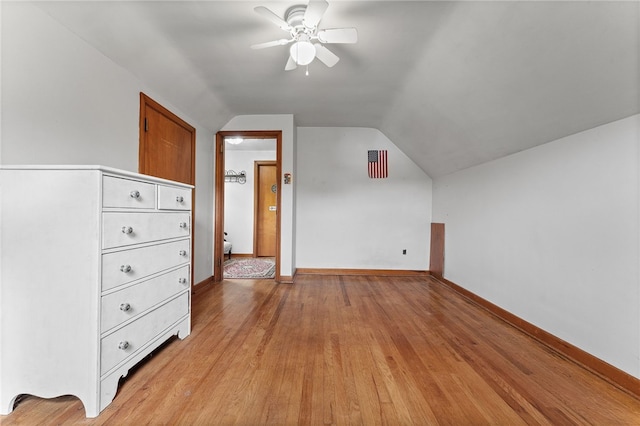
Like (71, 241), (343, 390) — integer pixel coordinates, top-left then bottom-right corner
(225, 170), (246, 184)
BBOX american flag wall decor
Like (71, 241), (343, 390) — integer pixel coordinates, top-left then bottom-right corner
(368, 150), (388, 178)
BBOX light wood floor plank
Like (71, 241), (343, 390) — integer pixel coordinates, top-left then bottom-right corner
(2, 275), (639, 425)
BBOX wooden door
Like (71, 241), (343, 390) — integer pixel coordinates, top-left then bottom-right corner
(139, 93), (196, 284)
(139, 93), (195, 185)
(254, 161), (277, 257)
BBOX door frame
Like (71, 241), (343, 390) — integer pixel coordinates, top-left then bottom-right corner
(214, 130), (282, 282)
(253, 160), (278, 258)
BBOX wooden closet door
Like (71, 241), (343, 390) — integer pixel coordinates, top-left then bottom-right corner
(254, 161), (277, 257)
(139, 94), (195, 186)
(139, 93), (195, 286)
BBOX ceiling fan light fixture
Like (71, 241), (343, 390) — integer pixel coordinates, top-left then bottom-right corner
(253, 0), (357, 72)
(290, 40), (316, 65)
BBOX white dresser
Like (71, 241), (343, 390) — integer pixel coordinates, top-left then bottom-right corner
(0, 166), (193, 418)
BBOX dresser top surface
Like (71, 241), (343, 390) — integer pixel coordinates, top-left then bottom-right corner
(0, 165), (194, 188)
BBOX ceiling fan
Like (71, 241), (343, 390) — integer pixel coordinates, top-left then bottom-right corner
(251, 0), (358, 71)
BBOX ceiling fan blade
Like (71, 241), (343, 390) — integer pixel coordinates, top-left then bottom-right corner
(317, 28), (358, 44)
(251, 39), (292, 50)
(314, 43), (339, 67)
(285, 55), (298, 71)
(303, 0), (329, 29)
(254, 6), (291, 31)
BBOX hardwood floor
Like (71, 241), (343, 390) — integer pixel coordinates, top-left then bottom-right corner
(3, 275), (639, 425)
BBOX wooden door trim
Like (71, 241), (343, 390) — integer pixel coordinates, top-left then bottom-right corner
(214, 130), (282, 282)
(213, 132), (225, 282)
(253, 161), (278, 258)
(139, 92), (196, 289)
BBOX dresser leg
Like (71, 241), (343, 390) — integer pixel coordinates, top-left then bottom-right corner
(100, 372), (122, 415)
(80, 396), (100, 418)
(0, 393), (18, 415)
(177, 317), (191, 340)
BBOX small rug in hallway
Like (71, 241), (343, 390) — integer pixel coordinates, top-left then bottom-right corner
(224, 257), (275, 279)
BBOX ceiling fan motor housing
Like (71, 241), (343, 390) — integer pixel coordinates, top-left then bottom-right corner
(286, 5), (315, 35)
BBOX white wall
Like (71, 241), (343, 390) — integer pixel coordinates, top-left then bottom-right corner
(1, 2), (138, 169)
(0, 2), (216, 285)
(224, 149), (276, 254)
(433, 115), (640, 378)
(296, 127), (433, 270)
(222, 115), (296, 277)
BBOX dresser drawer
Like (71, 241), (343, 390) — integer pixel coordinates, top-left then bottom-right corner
(101, 266), (190, 332)
(102, 212), (190, 249)
(100, 292), (189, 376)
(158, 185), (191, 211)
(102, 239), (190, 291)
(103, 176), (156, 209)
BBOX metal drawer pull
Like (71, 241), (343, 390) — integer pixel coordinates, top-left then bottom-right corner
(179, 222), (188, 229)
(118, 341), (130, 350)
(179, 250), (188, 256)
(120, 264), (132, 273)
(178, 278), (188, 285)
(121, 226), (134, 234)
(119, 303), (131, 312)
(130, 190), (140, 199)
(176, 196), (184, 203)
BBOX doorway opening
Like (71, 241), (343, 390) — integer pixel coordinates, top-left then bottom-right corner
(214, 131), (282, 282)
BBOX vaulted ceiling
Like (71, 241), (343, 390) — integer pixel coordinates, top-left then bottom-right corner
(33, 1), (639, 177)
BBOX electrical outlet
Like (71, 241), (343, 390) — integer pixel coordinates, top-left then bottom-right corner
(402, 249), (407, 255)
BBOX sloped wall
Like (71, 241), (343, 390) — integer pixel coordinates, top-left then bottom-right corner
(433, 115), (640, 378)
(1, 2), (216, 284)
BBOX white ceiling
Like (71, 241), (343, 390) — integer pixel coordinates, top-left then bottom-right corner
(33, 1), (639, 177)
